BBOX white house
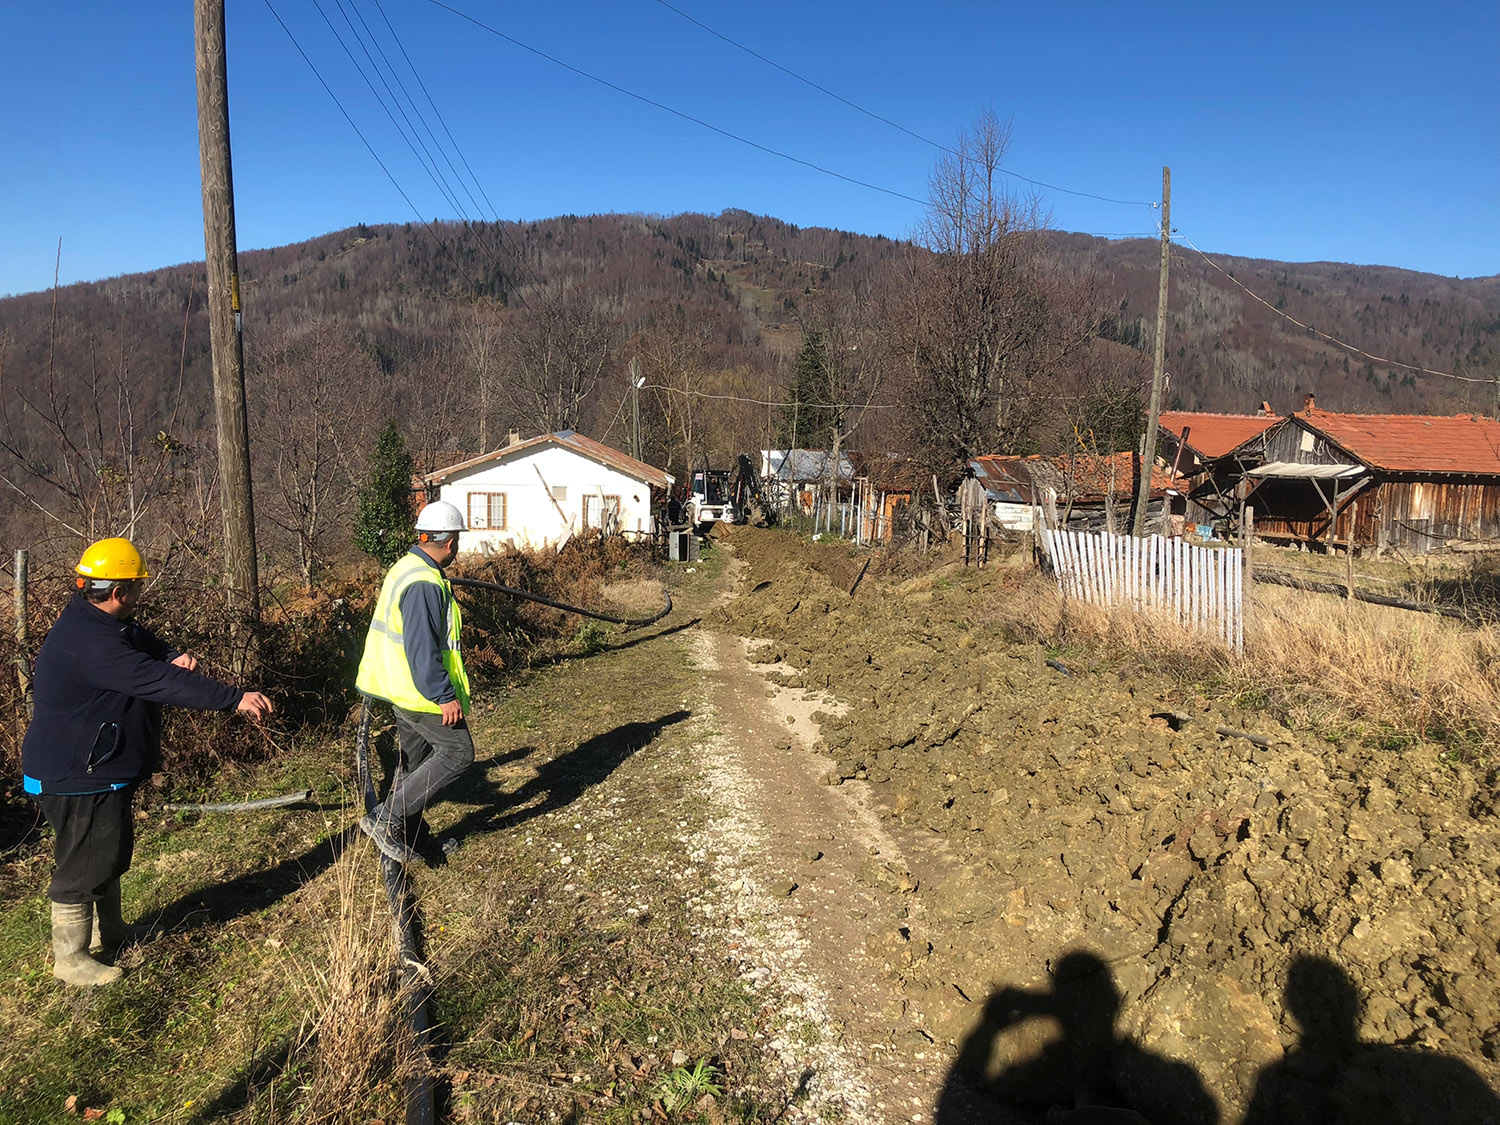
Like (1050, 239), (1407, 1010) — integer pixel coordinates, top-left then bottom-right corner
(423, 431), (674, 553)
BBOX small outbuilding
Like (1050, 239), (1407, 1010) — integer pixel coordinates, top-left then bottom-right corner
(424, 431), (673, 552)
(1156, 406), (1280, 525)
(969, 452), (1187, 534)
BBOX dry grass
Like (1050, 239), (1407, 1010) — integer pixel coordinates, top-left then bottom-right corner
(290, 843), (421, 1123)
(987, 568), (1500, 762)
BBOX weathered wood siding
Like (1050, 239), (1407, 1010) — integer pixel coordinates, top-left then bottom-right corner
(1253, 474), (1500, 553)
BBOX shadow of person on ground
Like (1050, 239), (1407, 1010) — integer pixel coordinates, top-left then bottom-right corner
(440, 711), (691, 848)
(145, 823), (359, 935)
(1244, 954), (1500, 1125)
(935, 951), (1219, 1125)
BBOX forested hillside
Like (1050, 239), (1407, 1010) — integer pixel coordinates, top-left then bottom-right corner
(1, 203), (1496, 578)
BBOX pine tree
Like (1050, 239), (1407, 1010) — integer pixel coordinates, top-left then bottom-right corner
(780, 329), (835, 448)
(353, 421), (416, 567)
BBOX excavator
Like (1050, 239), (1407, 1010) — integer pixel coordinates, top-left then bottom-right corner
(685, 455), (777, 532)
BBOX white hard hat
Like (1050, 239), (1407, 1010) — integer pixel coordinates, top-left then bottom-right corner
(414, 500), (465, 533)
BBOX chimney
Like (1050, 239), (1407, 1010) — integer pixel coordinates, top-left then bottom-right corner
(1302, 393), (1316, 412)
(1260, 400), (1274, 416)
(507, 430), (520, 447)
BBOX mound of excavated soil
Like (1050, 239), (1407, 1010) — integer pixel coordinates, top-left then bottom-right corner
(709, 529), (1500, 1125)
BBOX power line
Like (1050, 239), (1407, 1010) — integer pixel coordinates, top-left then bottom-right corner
(653, 0), (1158, 211)
(644, 383), (899, 410)
(425, 0), (928, 207)
(1176, 234), (1492, 385)
(370, 0), (500, 224)
(366, 0), (548, 296)
(294, 0), (542, 301)
(261, 0), (485, 295)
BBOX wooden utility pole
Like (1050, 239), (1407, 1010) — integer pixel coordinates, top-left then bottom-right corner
(195, 0), (259, 619)
(1133, 166), (1171, 536)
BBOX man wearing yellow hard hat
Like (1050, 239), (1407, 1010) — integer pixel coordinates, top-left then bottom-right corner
(21, 537), (274, 987)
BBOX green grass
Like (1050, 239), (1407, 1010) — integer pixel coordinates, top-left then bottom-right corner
(0, 555), (781, 1124)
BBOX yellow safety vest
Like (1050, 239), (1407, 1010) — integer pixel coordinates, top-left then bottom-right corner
(355, 552), (471, 714)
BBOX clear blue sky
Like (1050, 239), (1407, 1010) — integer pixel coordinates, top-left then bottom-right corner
(2, 1), (1496, 298)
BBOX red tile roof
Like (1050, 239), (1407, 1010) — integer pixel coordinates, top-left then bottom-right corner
(1158, 411), (1277, 459)
(424, 431), (674, 490)
(971, 452), (1186, 503)
(1296, 410), (1500, 475)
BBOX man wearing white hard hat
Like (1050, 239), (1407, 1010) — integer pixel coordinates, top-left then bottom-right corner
(354, 500), (474, 864)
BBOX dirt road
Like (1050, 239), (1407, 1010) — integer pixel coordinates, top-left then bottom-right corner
(682, 619), (1019, 1124)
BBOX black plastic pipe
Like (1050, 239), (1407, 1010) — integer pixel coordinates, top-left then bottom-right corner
(449, 575), (671, 626)
(356, 697), (436, 1125)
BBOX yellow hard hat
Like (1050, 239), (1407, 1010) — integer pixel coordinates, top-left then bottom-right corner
(75, 537), (149, 581)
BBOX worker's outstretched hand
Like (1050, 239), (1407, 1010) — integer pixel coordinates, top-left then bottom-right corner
(171, 653), (199, 672)
(439, 699), (464, 727)
(237, 691), (274, 720)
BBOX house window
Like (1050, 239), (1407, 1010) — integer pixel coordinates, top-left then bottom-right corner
(582, 494), (621, 530)
(468, 491), (506, 530)
(551, 485), (568, 501)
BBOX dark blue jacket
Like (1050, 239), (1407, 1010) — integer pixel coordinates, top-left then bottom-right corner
(398, 548), (457, 706)
(21, 594), (244, 793)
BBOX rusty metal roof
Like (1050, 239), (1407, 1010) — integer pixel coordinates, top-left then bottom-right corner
(1295, 409), (1500, 475)
(1158, 411), (1278, 459)
(970, 452), (1186, 503)
(424, 431), (674, 490)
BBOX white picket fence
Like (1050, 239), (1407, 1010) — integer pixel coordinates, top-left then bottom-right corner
(1041, 528), (1244, 654)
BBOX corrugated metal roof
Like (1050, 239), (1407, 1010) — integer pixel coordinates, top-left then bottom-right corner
(424, 432), (674, 490)
(1246, 462), (1367, 480)
(1295, 410), (1500, 475)
(763, 449), (855, 482)
(1158, 411), (1278, 459)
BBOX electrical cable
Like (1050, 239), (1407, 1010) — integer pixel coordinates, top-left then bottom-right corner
(643, 383), (900, 409)
(262, 0), (485, 295)
(343, 0), (489, 223)
(354, 0), (547, 298)
(426, 0), (928, 206)
(312, 0), (532, 297)
(315, 0), (467, 219)
(1176, 234), (1493, 385)
(652, 0), (1159, 210)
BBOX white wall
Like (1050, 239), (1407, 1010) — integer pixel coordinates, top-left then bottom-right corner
(434, 444), (657, 553)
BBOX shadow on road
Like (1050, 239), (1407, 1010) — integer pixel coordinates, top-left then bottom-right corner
(1243, 954), (1500, 1125)
(934, 951), (1216, 1125)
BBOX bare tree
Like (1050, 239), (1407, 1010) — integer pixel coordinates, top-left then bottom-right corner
(0, 266), (196, 551)
(635, 309), (716, 480)
(456, 298), (505, 452)
(501, 283), (620, 436)
(790, 288), (886, 498)
(251, 318), (373, 589)
(892, 112), (1052, 466)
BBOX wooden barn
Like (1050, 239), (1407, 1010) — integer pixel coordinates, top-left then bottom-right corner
(1245, 395), (1500, 554)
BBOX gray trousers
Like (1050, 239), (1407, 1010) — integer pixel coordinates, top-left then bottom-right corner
(378, 706), (475, 823)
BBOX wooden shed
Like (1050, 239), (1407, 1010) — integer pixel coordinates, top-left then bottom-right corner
(1156, 407), (1279, 525)
(1245, 396), (1500, 553)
